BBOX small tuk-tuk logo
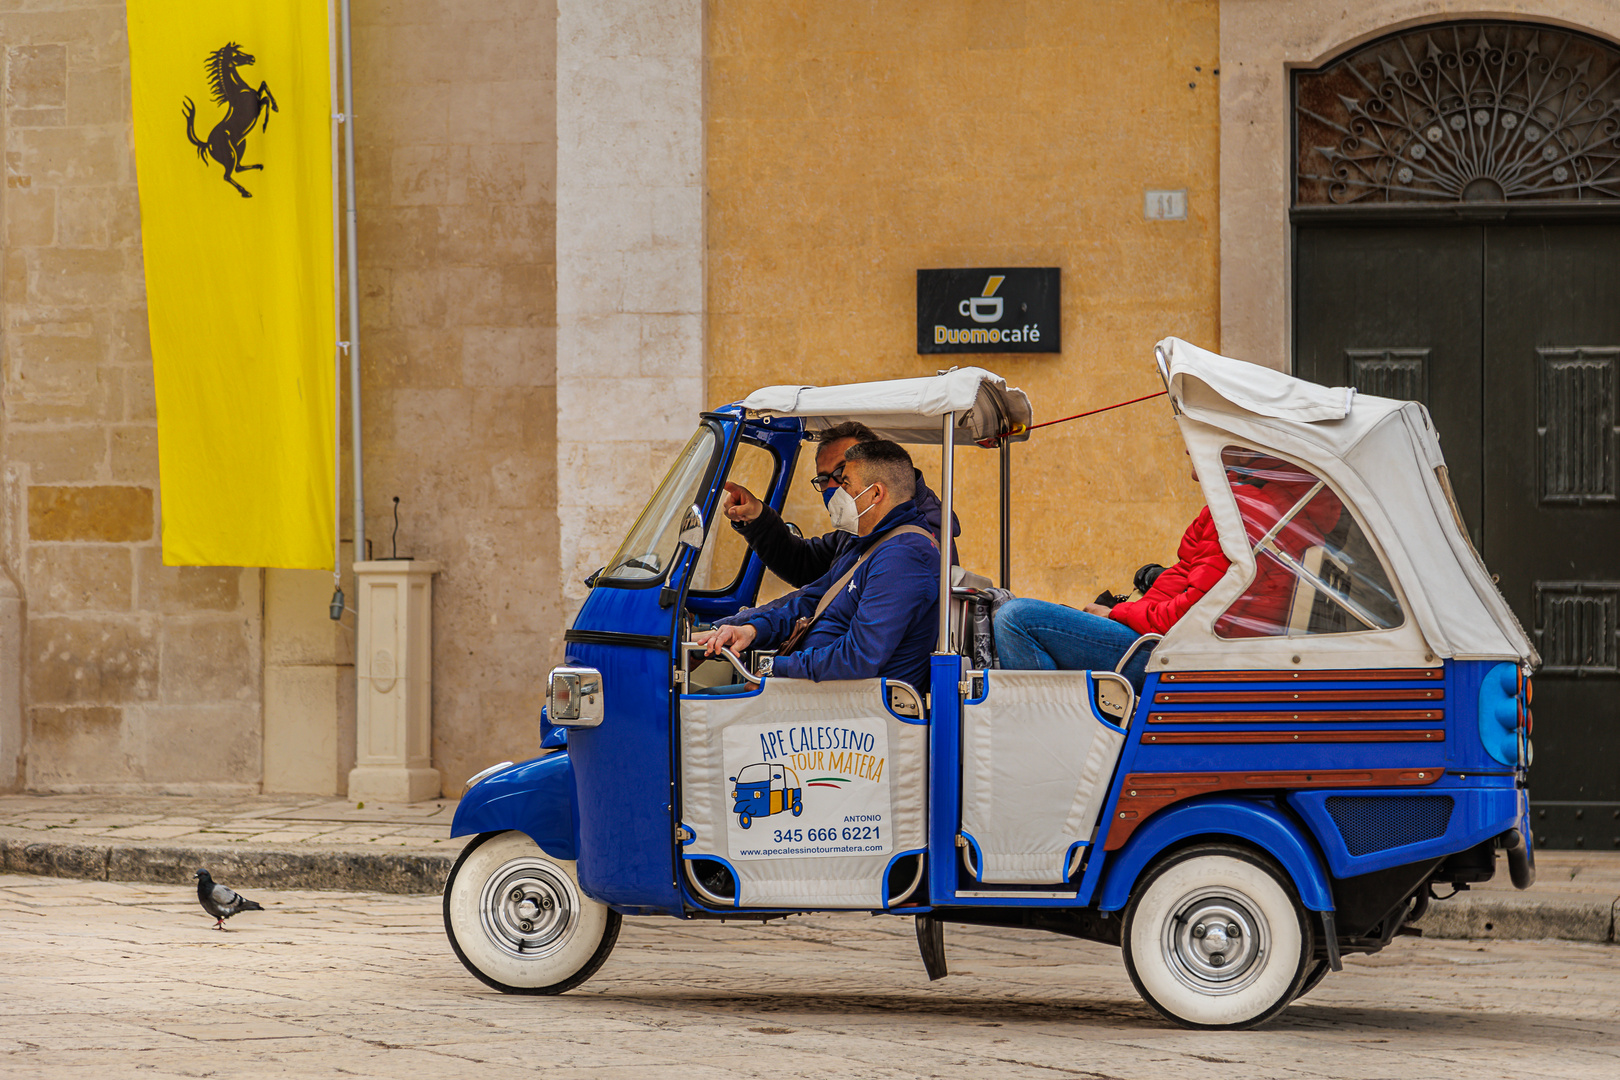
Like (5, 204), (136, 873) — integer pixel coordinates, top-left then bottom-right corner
(730, 763), (803, 829)
(182, 43), (279, 198)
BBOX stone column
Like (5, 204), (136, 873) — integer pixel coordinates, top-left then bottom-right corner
(347, 560), (441, 803)
(0, 567), (22, 792)
(556, 0), (707, 620)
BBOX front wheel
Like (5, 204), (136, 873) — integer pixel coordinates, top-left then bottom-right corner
(443, 831), (620, 994)
(1122, 843), (1313, 1030)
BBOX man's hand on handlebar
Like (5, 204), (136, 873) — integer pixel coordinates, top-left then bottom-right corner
(720, 482), (763, 523)
(694, 623), (757, 657)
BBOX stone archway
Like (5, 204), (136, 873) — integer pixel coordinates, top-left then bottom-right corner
(1218, 1), (1620, 366)
(1294, 22), (1620, 207)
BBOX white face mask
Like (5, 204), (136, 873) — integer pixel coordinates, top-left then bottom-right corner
(826, 483), (876, 534)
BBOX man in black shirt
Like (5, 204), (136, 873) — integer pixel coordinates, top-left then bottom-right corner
(719, 421), (957, 587)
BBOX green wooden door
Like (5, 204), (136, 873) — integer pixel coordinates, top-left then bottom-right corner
(1296, 222), (1620, 850)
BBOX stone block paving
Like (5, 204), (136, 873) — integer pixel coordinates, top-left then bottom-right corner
(0, 794), (459, 893)
(2, 873), (1617, 1080)
(0, 793), (459, 851)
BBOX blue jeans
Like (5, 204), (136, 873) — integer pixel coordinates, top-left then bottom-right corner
(993, 598), (1153, 691)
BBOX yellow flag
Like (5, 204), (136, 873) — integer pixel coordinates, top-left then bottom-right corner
(128, 1), (335, 568)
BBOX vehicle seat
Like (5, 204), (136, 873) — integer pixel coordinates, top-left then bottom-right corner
(949, 565), (994, 656)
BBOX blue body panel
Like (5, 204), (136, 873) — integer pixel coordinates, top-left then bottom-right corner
(1289, 782), (1520, 878)
(450, 753), (577, 860)
(1092, 795), (1335, 911)
(927, 653), (965, 906)
(565, 620), (685, 915)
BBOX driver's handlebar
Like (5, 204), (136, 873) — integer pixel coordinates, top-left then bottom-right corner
(683, 641), (760, 684)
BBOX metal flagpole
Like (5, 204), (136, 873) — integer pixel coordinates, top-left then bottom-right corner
(327, 0), (345, 620)
(339, 0), (365, 568)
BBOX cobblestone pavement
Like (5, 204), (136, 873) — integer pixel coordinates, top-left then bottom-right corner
(3, 874), (1616, 1080)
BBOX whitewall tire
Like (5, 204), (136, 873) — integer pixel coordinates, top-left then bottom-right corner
(443, 831), (620, 994)
(1122, 844), (1313, 1029)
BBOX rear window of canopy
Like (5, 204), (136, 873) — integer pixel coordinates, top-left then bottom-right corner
(1215, 447), (1404, 639)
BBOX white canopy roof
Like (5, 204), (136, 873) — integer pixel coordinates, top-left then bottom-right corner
(1151, 337), (1537, 672)
(740, 366), (1034, 445)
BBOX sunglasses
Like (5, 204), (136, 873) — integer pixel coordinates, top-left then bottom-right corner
(809, 462), (847, 492)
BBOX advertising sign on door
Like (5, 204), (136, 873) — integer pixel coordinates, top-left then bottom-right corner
(721, 718), (892, 861)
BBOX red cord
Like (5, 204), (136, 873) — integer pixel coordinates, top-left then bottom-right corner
(978, 389), (1168, 446)
(1028, 389), (1168, 430)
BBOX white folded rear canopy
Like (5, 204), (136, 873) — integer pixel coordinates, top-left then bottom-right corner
(740, 366), (1034, 445)
(1153, 337), (1537, 672)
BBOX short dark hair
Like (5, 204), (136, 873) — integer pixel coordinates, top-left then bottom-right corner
(817, 421), (878, 445)
(843, 439), (916, 501)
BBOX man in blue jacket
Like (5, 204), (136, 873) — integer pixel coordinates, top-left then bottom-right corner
(719, 421), (958, 586)
(697, 440), (941, 691)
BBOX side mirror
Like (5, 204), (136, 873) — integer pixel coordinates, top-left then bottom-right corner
(784, 521), (803, 539)
(677, 504), (705, 550)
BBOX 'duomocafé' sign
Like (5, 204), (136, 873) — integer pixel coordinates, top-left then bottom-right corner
(917, 267), (1060, 354)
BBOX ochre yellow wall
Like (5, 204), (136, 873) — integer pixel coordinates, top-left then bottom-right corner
(707, 1), (1220, 606)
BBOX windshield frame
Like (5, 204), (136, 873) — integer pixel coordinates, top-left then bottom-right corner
(595, 420), (726, 590)
(686, 434), (783, 599)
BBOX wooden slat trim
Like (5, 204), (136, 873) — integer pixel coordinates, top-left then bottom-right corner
(1148, 709), (1444, 724)
(1101, 767), (1445, 851)
(1154, 688), (1444, 704)
(1158, 667), (1445, 683)
(1141, 729), (1445, 745)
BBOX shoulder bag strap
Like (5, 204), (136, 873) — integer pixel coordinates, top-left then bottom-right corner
(777, 525), (936, 655)
(808, 524), (936, 623)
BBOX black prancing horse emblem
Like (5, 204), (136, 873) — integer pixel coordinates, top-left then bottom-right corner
(182, 43), (278, 198)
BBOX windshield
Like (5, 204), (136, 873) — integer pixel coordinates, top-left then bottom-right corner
(600, 425), (719, 584)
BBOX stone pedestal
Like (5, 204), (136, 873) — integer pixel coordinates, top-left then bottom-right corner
(347, 560), (441, 803)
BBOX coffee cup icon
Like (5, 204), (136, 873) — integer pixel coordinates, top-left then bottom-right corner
(958, 296), (1003, 324)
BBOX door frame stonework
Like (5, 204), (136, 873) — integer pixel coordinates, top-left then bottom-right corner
(1219, 1), (1620, 370)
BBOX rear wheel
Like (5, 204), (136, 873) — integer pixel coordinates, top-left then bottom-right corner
(1122, 843), (1313, 1029)
(443, 831), (620, 994)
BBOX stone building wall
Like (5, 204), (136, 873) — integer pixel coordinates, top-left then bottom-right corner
(349, 0), (562, 793)
(0, 0), (563, 796)
(705, 0), (1223, 607)
(0, 2), (261, 793)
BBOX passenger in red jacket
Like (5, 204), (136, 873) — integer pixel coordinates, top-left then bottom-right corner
(994, 456), (1232, 689)
(1109, 506), (1230, 635)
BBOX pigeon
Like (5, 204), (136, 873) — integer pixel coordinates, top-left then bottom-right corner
(194, 868), (263, 930)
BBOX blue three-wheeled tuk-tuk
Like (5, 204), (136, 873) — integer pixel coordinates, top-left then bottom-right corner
(443, 337), (1537, 1029)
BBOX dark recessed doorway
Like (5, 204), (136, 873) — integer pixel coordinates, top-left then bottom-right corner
(1292, 23), (1620, 850)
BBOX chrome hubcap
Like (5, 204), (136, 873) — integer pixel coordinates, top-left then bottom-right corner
(478, 857), (579, 960)
(1162, 889), (1269, 995)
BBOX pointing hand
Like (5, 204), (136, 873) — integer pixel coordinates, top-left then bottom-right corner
(720, 482), (763, 523)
